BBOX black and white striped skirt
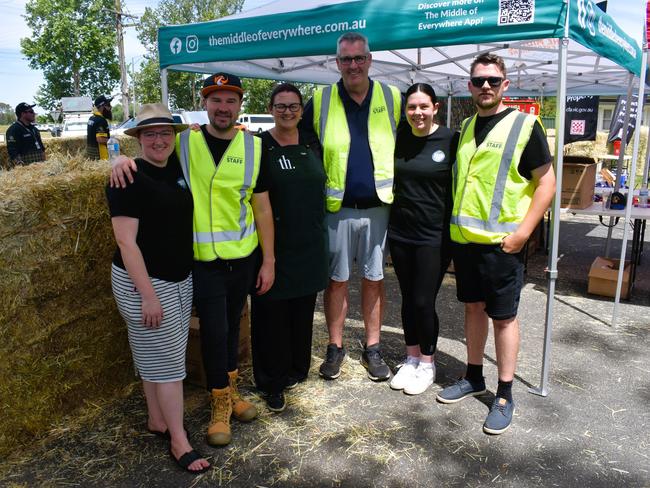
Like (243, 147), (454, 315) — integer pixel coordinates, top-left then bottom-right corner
(111, 264), (192, 383)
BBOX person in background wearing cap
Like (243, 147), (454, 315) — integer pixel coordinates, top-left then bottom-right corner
(106, 103), (210, 474)
(5, 102), (45, 167)
(110, 73), (275, 448)
(298, 32), (402, 383)
(87, 95), (113, 160)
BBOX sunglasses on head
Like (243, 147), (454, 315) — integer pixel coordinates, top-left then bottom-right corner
(470, 76), (504, 88)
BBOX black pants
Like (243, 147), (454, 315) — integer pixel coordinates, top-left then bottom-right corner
(388, 239), (449, 356)
(193, 253), (257, 390)
(251, 292), (318, 394)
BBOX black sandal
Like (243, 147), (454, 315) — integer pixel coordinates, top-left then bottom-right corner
(147, 426), (190, 440)
(170, 449), (210, 474)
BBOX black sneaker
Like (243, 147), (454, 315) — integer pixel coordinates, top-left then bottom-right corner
(361, 343), (391, 381)
(265, 392), (286, 412)
(319, 343), (346, 380)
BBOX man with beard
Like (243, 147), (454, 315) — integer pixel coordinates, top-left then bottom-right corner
(436, 53), (555, 435)
(5, 102), (45, 166)
(109, 73), (275, 448)
(87, 95), (113, 160)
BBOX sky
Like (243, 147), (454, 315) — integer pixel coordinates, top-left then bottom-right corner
(0, 0), (646, 116)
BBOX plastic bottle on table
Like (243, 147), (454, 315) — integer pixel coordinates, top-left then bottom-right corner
(107, 136), (120, 162)
(639, 188), (649, 208)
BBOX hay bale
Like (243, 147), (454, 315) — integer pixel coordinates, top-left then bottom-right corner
(0, 154), (136, 458)
(1, 135), (140, 170)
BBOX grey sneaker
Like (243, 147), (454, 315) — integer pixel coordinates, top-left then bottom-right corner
(483, 397), (515, 435)
(319, 344), (346, 380)
(436, 377), (486, 404)
(361, 343), (390, 381)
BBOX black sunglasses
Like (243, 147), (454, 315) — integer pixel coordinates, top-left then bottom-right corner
(470, 76), (504, 88)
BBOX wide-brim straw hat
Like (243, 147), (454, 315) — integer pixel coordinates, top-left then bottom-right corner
(124, 103), (189, 137)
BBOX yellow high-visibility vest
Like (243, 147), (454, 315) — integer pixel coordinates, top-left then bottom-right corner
(177, 128), (261, 260)
(450, 110), (537, 244)
(313, 81), (401, 212)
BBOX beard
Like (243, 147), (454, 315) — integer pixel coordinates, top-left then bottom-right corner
(103, 108), (113, 120)
(474, 91), (501, 111)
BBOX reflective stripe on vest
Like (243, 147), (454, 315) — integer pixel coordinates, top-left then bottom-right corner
(450, 111), (537, 244)
(178, 128), (260, 260)
(313, 81), (400, 212)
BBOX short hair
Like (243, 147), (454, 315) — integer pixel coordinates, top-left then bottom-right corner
(336, 32), (370, 56)
(470, 53), (507, 77)
(269, 83), (303, 108)
(405, 83), (438, 105)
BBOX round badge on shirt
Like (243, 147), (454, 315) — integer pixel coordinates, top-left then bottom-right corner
(432, 150), (446, 163)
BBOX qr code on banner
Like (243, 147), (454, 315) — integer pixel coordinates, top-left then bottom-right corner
(498, 0), (535, 25)
(570, 120), (586, 136)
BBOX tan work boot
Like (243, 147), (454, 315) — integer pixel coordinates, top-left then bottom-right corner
(228, 369), (258, 422)
(206, 387), (232, 446)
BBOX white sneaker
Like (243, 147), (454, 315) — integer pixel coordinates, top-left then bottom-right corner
(403, 362), (435, 395)
(390, 357), (419, 390)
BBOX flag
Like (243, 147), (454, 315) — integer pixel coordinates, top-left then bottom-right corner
(607, 95), (638, 144)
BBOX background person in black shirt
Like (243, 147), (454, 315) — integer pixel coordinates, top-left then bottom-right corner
(387, 83), (454, 396)
(87, 95), (113, 160)
(5, 102), (45, 167)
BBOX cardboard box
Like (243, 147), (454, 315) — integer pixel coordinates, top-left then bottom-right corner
(587, 256), (630, 299)
(561, 156), (597, 209)
(185, 302), (251, 388)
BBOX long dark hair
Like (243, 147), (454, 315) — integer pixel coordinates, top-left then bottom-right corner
(404, 83), (438, 105)
(269, 83), (303, 108)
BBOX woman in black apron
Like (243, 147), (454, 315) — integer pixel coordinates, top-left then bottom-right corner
(251, 83), (328, 412)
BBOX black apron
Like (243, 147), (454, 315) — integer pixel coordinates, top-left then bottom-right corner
(266, 143), (328, 300)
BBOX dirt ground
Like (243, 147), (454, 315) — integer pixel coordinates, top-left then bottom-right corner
(1, 212), (649, 488)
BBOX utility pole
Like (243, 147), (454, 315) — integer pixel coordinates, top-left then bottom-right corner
(107, 3), (138, 121)
(115, 0), (129, 120)
(131, 57), (137, 117)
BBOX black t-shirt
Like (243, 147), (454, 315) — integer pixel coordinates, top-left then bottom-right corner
(473, 108), (552, 179)
(106, 155), (194, 282)
(256, 130), (328, 299)
(388, 125), (456, 246)
(200, 125), (270, 192)
(5, 121), (45, 165)
(87, 114), (110, 159)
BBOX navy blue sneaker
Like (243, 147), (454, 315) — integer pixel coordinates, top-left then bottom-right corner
(436, 377), (486, 404)
(483, 397), (515, 435)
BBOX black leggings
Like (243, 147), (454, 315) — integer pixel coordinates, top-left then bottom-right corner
(388, 239), (449, 356)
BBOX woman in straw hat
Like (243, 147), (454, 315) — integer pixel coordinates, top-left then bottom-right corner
(106, 103), (210, 474)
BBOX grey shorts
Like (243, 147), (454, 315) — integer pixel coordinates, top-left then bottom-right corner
(327, 206), (390, 282)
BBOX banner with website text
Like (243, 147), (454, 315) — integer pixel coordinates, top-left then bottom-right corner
(568, 0), (641, 76)
(158, 0), (566, 69)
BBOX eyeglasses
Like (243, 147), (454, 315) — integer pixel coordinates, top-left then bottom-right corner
(337, 55), (369, 66)
(272, 103), (301, 113)
(470, 76), (504, 88)
(141, 129), (175, 140)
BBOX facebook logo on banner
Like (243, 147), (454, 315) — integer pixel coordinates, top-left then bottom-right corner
(170, 37), (182, 55)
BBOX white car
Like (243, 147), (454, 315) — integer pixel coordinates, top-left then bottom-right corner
(111, 117), (137, 136)
(61, 113), (92, 138)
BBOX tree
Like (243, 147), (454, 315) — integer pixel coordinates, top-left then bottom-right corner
(20, 0), (120, 110)
(134, 0), (244, 109)
(0, 103), (15, 125)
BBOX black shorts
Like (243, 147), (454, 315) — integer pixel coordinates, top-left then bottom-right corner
(452, 242), (524, 320)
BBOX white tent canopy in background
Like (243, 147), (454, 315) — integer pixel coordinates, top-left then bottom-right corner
(156, 0), (646, 396)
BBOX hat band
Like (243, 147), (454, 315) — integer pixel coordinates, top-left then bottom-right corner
(136, 116), (175, 127)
